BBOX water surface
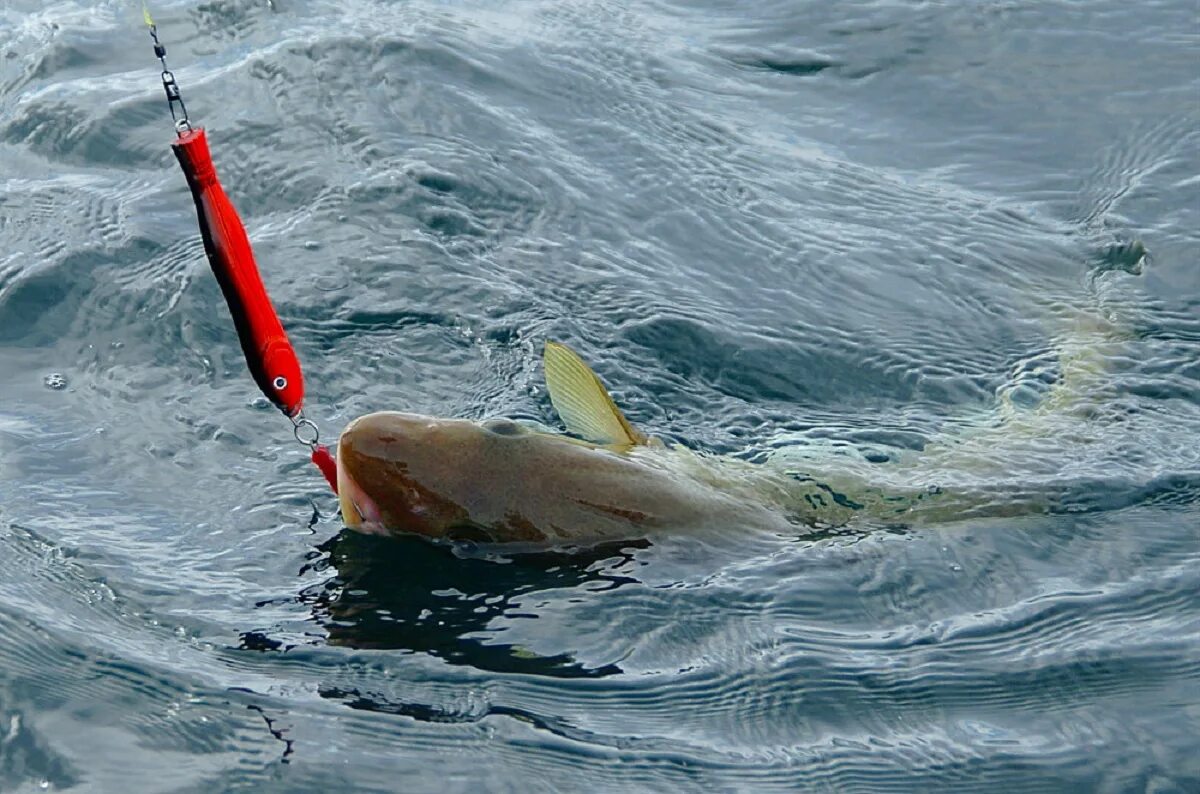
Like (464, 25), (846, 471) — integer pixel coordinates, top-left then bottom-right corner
(1, 0), (1198, 790)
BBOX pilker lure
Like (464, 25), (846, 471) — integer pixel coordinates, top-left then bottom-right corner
(171, 129), (306, 419)
(145, 5), (337, 493)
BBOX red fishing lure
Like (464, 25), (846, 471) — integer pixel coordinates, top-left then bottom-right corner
(172, 128), (305, 418)
(148, 14), (337, 493)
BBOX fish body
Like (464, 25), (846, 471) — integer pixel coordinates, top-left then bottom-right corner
(337, 412), (795, 543)
(337, 342), (798, 543)
(337, 318), (1119, 545)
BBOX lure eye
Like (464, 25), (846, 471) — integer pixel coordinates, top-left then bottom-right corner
(272, 375), (288, 391)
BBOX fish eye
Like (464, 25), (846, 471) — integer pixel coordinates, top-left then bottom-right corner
(483, 418), (524, 436)
(272, 376), (287, 391)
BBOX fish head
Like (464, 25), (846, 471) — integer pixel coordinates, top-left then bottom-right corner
(336, 411), (623, 541)
(337, 411), (483, 537)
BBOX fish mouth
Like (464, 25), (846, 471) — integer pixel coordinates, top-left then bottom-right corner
(337, 461), (385, 534)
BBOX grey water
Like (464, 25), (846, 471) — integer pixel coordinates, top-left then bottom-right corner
(1, 0), (1198, 790)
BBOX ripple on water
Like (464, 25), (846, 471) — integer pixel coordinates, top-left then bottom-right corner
(0, 0), (1198, 790)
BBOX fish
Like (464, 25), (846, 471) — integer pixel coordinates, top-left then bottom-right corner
(337, 312), (1127, 546)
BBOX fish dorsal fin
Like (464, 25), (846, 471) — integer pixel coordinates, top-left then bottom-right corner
(543, 341), (648, 447)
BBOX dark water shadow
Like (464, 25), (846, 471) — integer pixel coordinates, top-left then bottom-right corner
(244, 530), (648, 679)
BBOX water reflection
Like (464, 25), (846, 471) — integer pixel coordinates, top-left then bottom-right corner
(246, 530), (647, 678)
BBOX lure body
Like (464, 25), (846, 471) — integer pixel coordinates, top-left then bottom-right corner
(172, 128), (305, 417)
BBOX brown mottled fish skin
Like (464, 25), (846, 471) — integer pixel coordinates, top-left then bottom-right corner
(336, 411), (794, 544)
